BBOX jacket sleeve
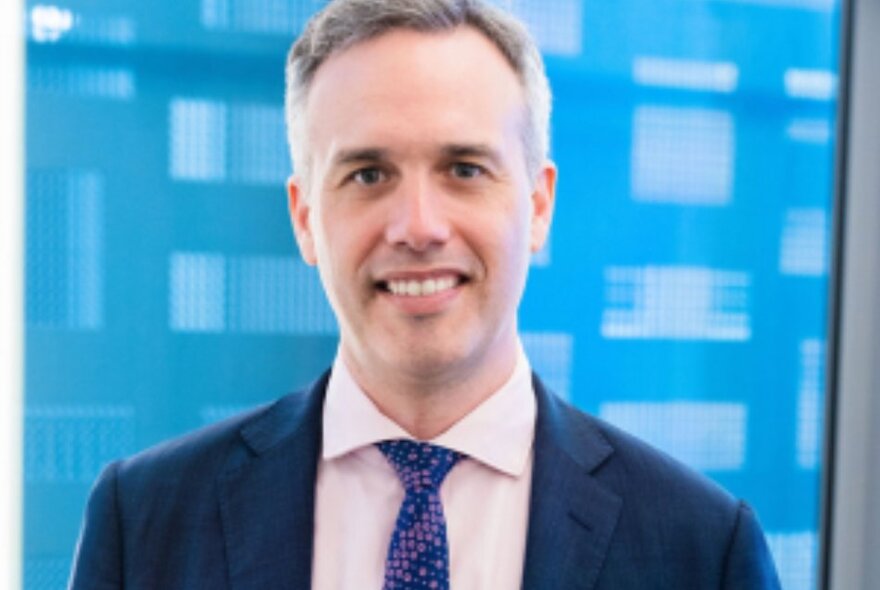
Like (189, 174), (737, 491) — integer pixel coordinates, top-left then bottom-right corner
(722, 501), (782, 590)
(67, 461), (124, 590)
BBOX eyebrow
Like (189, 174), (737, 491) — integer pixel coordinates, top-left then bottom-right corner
(331, 147), (389, 167)
(329, 143), (505, 169)
(442, 143), (504, 168)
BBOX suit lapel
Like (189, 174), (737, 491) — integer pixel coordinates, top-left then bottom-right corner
(218, 373), (328, 590)
(521, 376), (622, 590)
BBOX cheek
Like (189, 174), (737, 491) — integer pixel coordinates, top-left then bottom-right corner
(315, 206), (376, 280)
(500, 198), (535, 251)
(501, 203), (538, 281)
(465, 202), (532, 273)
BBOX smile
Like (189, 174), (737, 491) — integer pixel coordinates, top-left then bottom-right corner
(376, 271), (468, 301)
(386, 276), (459, 297)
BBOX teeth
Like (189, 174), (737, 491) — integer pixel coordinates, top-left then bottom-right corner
(387, 276), (458, 297)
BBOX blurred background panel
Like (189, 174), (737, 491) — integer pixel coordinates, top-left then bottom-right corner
(23, 0), (841, 588)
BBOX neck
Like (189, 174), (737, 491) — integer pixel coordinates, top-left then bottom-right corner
(341, 342), (519, 440)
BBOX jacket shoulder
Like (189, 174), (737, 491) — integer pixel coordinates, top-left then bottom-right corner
(570, 400), (738, 516)
(110, 379), (323, 505)
(116, 401), (269, 484)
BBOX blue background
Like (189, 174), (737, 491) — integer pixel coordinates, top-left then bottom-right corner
(24, 0), (840, 588)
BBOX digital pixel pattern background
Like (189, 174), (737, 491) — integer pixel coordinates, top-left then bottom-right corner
(24, 0), (839, 587)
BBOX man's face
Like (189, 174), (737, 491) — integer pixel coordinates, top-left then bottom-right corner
(288, 26), (555, 392)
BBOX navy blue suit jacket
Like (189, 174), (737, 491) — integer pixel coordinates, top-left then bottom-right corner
(69, 373), (781, 589)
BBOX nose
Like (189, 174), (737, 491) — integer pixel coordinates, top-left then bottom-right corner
(384, 176), (451, 252)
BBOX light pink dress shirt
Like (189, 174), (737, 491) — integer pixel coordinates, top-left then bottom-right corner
(311, 344), (537, 590)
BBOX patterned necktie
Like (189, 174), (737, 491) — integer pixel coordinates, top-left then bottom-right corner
(376, 439), (464, 590)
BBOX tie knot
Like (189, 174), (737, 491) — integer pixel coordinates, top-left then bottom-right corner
(376, 439), (464, 493)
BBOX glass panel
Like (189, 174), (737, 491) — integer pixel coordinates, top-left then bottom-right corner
(24, 1), (840, 588)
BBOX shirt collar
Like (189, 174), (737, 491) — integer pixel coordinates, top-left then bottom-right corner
(321, 342), (536, 477)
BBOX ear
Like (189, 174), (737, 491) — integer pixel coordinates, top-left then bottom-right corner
(287, 176), (318, 266)
(529, 161), (557, 253)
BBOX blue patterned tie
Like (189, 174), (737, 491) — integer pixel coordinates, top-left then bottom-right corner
(376, 440), (464, 590)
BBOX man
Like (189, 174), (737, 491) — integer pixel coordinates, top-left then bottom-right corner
(70, 0), (782, 588)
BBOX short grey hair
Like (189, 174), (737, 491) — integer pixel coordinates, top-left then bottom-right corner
(285, 0), (552, 182)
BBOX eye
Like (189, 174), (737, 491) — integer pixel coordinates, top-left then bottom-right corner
(350, 167), (387, 186)
(450, 162), (485, 180)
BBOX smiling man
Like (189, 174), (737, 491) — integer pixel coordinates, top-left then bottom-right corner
(70, 1), (781, 589)
(288, 23), (553, 443)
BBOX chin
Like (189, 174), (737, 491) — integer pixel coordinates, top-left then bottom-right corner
(384, 343), (474, 382)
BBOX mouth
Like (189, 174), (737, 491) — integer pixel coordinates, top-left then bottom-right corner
(375, 272), (469, 298)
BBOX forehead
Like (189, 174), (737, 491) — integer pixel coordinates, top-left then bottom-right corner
(302, 26), (527, 161)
